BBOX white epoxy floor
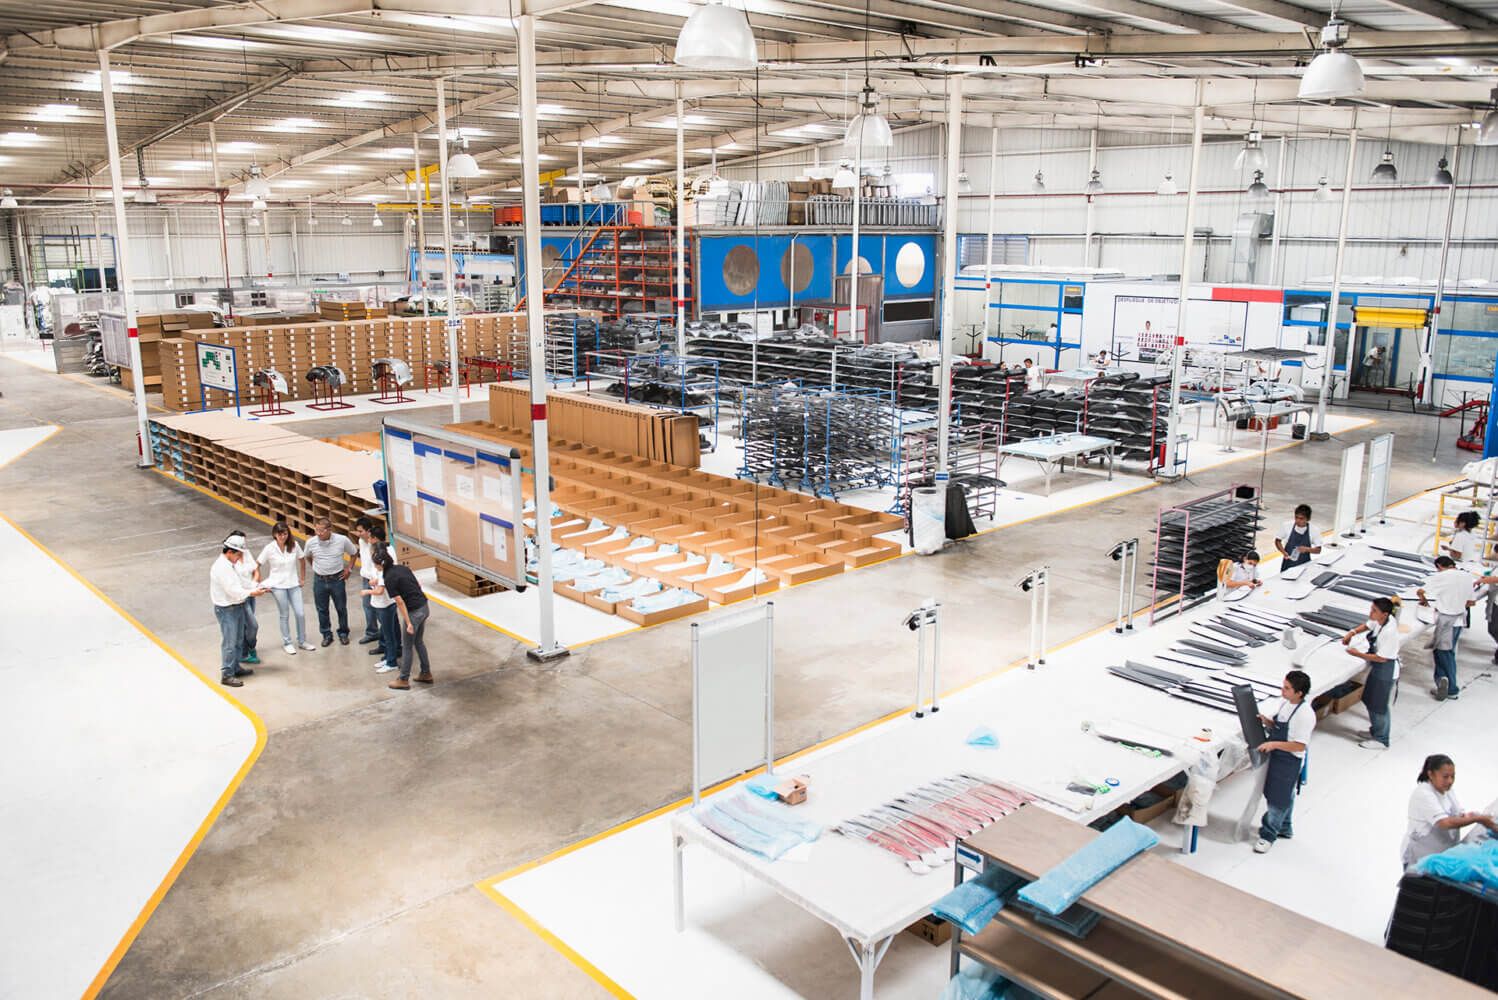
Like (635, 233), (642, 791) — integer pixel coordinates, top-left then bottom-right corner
(485, 479), (1498, 1000)
(0, 426), (262, 1000)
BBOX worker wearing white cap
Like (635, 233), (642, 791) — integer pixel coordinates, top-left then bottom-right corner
(225, 530), (262, 667)
(210, 536), (268, 687)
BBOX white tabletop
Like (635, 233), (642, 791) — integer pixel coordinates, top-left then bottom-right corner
(999, 433), (1117, 461)
(674, 522), (1434, 949)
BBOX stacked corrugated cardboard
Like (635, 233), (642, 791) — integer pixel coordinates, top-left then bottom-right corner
(157, 312), (533, 410)
(487, 382), (701, 467)
(119, 311), (216, 392)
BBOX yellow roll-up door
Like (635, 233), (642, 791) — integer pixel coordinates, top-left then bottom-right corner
(1354, 306), (1428, 328)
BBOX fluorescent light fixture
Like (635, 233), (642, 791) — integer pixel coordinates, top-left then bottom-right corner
(1314, 176), (1335, 201)
(1156, 171), (1177, 196)
(269, 118), (321, 132)
(1432, 157), (1454, 185)
(368, 148), (413, 159)
(1479, 88), (1498, 146)
(0, 189), (18, 209)
(1371, 149), (1398, 183)
(171, 160), (210, 171)
(35, 104), (79, 121)
(1084, 169), (1103, 194)
(217, 141), (262, 154)
(1031, 171), (1046, 193)
(844, 85), (894, 152)
(1299, 17), (1365, 101)
(674, 0), (758, 71)
(169, 35), (272, 50)
(1, 131), (45, 147)
(623, 159), (669, 169)
(84, 70), (131, 90)
(340, 90), (387, 105)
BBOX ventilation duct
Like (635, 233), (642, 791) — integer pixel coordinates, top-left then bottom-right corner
(1228, 212), (1274, 283)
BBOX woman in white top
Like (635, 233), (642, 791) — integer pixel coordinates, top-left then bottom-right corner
(361, 542), (402, 674)
(1444, 510), (1483, 565)
(1401, 754), (1498, 868)
(1219, 551), (1261, 599)
(259, 521), (315, 655)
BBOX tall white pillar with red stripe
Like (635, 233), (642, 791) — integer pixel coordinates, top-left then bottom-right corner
(99, 50), (151, 468)
(518, 13), (567, 661)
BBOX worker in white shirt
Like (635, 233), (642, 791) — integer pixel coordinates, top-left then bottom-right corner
(1418, 555), (1477, 702)
(1253, 669), (1315, 854)
(1219, 551), (1262, 599)
(1444, 510), (1483, 565)
(1023, 358), (1043, 392)
(1402, 754), (1498, 868)
(1274, 503), (1322, 574)
(1092, 348), (1111, 369)
(1342, 597), (1402, 749)
(210, 537), (269, 687)
(225, 530), (261, 666)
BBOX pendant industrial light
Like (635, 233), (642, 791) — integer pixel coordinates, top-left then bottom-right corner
(1031, 171), (1046, 193)
(1299, 13), (1365, 101)
(956, 170), (973, 195)
(844, 0), (893, 153)
(306, 197), (318, 226)
(1247, 170), (1270, 200)
(1235, 129), (1268, 173)
(446, 132), (480, 180)
(251, 196), (267, 212)
(248, 212), (261, 229)
(1479, 87), (1498, 146)
(1084, 169), (1103, 195)
(590, 178), (614, 201)
(341, 212), (353, 227)
(831, 160), (858, 189)
(371, 210), (384, 228)
(244, 163), (271, 200)
(1370, 106), (1397, 183)
(1157, 115), (1178, 195)
(673, 0), (757, 71)
(0, 189), (17, 209)
(1313, 176), (1335, 202)
(1432, 157), (1454, 186)
(132, 149), (156, 205)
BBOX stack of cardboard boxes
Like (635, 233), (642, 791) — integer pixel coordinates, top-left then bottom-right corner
(487, 382), (701, 467)
(156, 312), (537, 410)
(120, 311), (217, 393)
(785, 179), (832, 226)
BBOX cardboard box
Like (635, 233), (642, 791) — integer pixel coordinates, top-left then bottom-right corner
(905, 916), (952, 946)
(617, 592), (709, 626)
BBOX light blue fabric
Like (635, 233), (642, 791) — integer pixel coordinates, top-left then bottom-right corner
(744, 773), (781, 800)
(940, 962), (1010, 1000)
(630, 588), (698, 614)
(587, 517), (607, 531)
(932, 866), (1025, 935)
(1016, 818), (1158, 916)
(967, 726), (999, 748)
(1414, 839), (1498, 888)
(552, 558), (606, 582)
(623, 536), (654, 551)
(572, 567), (630, 594)
(691, 789), (821, 861)
(600, 578), (661, 603)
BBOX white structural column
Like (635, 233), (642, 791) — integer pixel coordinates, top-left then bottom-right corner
(435, 78), (462, 423)
(675, 83), (687, 355)
(1267, 137), (1287, 284)
(89, 203), (106, 294)
(1313, 126), (1358, 439)
(937, 77), (964, 473)
(982, 120), (999, 350)
(208, 122), (233, 319)
(413, 131), (429, 317)
(848, 124), (863, 361)
(1162, 99), (1204, 478)
(1082, 128), (1097, 268)
(518, 13), (566, 661)
(1424, 134), (1461, 407)
(99, 50), (150, 469)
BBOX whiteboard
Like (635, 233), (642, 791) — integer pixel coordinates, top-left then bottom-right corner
(692, 604), (774, 804)
(195, 341), (237, 392)
(1110, 295), (1247, 364)
(1334, 441), (1366, 537)
(1363, 433), (1394, 525)
(98, 311), (130, 368)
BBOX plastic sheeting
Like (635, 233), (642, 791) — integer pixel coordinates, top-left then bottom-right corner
(1015, 818), (1159, 916)
(1413, 839), (1498, 889)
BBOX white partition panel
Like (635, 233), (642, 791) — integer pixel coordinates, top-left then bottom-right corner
(691, 603), (774, 806)
(1335, 441), (1366, 538)
(1363, 433), (1395, 526)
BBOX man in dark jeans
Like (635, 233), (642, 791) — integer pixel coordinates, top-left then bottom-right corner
(302, 516), (357, 645)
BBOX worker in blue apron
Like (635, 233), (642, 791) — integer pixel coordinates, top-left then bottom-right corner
(1275, 503), (1323, 574)
(1255, 669), (1315, 854)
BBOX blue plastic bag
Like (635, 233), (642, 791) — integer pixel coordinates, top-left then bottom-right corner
(1017, 817), (1158, 916)
(1414, 839), (1498, 889)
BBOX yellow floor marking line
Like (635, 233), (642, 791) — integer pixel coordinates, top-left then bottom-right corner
(0, 512), (267, 999)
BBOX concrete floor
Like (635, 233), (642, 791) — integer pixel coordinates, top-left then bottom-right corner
(0, 357), (1470, 999)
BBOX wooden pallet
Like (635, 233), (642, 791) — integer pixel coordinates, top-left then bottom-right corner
(435, 560), (507, 597)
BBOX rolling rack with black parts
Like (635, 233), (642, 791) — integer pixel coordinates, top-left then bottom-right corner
(1150, 484), (1263, 623)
